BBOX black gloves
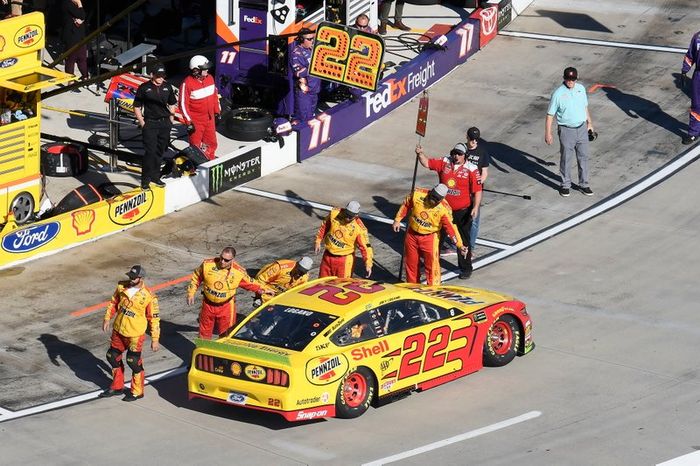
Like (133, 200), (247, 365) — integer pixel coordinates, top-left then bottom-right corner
(186, 123), (196, 135)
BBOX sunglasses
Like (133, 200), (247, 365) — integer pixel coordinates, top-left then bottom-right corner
(303, 37), (314, 42)
(219, 256), (233, 263)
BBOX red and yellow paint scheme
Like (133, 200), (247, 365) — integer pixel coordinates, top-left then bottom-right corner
(188, 277), (534, 421)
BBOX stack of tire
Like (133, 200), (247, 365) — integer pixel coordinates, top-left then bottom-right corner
(40, 142), (89, 177)
(219, 107), (274, 142)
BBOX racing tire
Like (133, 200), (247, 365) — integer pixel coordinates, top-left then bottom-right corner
(335, 367), (375, 419)
(223, 107), (273, 142)
(10, 191), (35, 224)
(483, 315), (520, 367)
(40, 142), (89, 177)
(404, 0), (440, 5)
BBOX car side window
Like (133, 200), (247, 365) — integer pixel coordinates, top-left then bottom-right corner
(383, 300), (452, 334)
(331, 311), (379, 346)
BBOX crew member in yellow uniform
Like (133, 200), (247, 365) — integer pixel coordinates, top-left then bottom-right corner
(187, 246), (271, 339)
(101, 265), (160, 402)
(392, 184), (467, 285)
(314, 201), (373, 278)
(254, 256), (313, 306)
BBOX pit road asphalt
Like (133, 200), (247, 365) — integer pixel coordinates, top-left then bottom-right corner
(2, 1), (700, 464)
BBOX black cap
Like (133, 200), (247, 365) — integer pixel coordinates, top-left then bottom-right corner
(151, 63), (166, 77)
(467, 127), (480, 141)
(563, 67), (578, 81)
(126, 265), (146, 280)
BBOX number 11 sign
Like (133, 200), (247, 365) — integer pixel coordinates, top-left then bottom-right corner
(309, 22), (385, 92)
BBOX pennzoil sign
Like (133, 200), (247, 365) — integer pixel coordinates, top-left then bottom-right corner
(108, 191), (154, 225)
(14, 24), (43, 48)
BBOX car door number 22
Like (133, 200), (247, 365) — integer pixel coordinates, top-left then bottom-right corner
(398, 325), (476, 380)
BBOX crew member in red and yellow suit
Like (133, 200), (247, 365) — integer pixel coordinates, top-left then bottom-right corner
(314, 201), (373, 278)
(100, 264), (160, 402)
(179, 55), (221, 160)
(254, 256), (313, 306)
(392, 184), (467, 285)
(187, 246), (271, 339)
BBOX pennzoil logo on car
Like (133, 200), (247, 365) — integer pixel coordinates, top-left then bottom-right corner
(306, 354), (349, 385)
(108, 191), (153, 225)
(2, 222), (60, 253)
(244, 365), (266, 381)
(14, 24), (43, 48)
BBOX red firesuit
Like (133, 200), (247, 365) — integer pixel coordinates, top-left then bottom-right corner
(187, 258), (266, 338)
(103, 281), (160, 398)
(179, 73), (220, 160)
(395, 188), (463, 285)
(315, 208), (373, 278)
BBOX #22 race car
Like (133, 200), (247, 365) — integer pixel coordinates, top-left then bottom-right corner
(188, 277), (534, 421)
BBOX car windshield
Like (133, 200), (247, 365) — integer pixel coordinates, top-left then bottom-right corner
(233, 304), (338, 351)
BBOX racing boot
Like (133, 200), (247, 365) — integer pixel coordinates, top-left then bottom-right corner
(378, 20), (387, 35)
(393, 19), (411, 31)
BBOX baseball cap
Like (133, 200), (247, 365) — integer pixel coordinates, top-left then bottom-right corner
(151, 63), (167, 77)
(126, 265), (145, 279)
(467, 127), (480, 141)
(297, 256), (313, 272)
(344, 200), (361, 216)
(563, 67), (578, 81)
(429, 183), (448, 200)
(452, 143), (467, 154)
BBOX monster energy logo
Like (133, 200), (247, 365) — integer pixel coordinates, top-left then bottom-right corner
(209, 148), (262, 195)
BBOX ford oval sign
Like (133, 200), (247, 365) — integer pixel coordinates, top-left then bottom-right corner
(1, 222), (61, 253)
(0, 57), (18, 68)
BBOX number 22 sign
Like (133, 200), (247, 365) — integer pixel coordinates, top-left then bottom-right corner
(309, 22), (385, 92)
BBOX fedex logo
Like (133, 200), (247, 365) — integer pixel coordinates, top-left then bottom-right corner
(243, 15), (263, 24)
(364, 60), (435, 118)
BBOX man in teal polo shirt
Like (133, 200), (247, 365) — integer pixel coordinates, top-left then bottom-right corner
(545, 67), (595, 197)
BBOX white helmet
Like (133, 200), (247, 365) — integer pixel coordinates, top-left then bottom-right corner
(189, 55), (211, 70)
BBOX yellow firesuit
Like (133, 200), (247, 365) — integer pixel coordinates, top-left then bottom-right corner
(103, 281), (160, 340)
(395, 188), (464, 247)
(314, 208), (373, 266)
(255, 259), (309, 302)
(187, 258), (264, 304)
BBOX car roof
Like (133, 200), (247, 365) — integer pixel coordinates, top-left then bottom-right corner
(271, 278), (513, 318)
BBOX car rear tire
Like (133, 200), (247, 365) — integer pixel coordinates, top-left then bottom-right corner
(483, 315), (520, 367)
(335, 367), (375, 419)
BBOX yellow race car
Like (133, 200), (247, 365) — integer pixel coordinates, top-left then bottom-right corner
(188, 277), (534, 421)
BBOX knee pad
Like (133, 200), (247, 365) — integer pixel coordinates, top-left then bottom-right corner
(106, 347), (122, 368)
(126, 351), (144, 373)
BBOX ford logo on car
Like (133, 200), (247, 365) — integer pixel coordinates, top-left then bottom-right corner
(0, 58), (18, 68)
(1, 222), (61, 253)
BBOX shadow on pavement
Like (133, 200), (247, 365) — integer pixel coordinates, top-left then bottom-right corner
(601, 86), (686, 137)
(483, 138), (560, 191)
(37, 334), (111, 387)
(150, 373), (321, 430)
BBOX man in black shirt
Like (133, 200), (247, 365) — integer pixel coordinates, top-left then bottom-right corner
(464, 127), (490, 253)
(133, 64), (177, 189)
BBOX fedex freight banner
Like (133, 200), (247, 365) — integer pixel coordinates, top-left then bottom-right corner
(298, 17), (480, 160)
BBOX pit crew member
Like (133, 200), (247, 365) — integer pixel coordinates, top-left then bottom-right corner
(100, 265), (160, 402)
(314, 201), (373, 279)
(290, 28), (321, 122)
(682, 30), (700, 145)
(179, 55), (221, 159)
(253, 256), (313, 306)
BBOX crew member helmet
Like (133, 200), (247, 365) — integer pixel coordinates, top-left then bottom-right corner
(189, 55), (212, 70)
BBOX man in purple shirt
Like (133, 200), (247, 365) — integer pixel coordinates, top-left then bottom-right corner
(682, 30), (700, 145)
(290, 28), (321, 122)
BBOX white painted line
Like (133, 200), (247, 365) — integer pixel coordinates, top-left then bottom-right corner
(233, 186), (506, 249)
(657, 451), (700, 466)
(362, 410), (542, 465)
(499, 31), (686, 54)
(0, 365), (188, 423)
